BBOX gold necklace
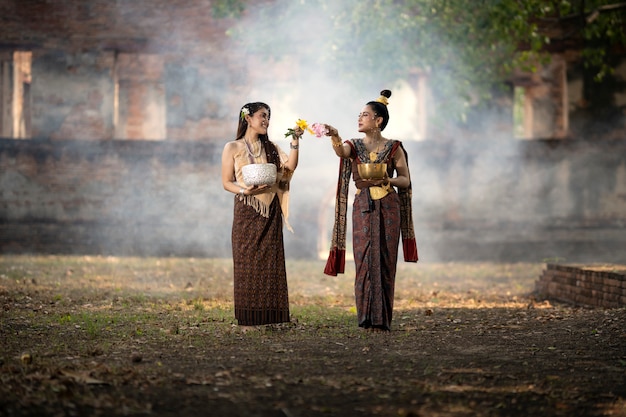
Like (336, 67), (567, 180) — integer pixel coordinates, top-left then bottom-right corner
(368, 139), (384, 162)
(244, 138), (262, 158)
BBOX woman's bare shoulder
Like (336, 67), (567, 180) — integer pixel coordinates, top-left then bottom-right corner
(223, 139), (242, 152)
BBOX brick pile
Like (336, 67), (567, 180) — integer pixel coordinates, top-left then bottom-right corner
(535, 263), (626, 308)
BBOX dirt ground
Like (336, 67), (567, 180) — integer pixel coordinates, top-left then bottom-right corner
(0, 256), (625, 417)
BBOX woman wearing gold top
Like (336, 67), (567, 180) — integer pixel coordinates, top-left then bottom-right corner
(323, 90), (418, 331)
(221, 102), (301, 328)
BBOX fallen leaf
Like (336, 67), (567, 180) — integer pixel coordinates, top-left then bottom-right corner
(60, 370), (107, 385)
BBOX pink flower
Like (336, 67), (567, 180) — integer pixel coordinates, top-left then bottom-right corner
(311, 123), (328, 138)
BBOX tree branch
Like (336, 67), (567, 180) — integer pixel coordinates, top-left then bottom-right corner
(586, 2), (626, 23)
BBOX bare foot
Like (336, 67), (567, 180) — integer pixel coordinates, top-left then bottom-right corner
(367, 327), (389, 333)
(238, 325), (258, 334)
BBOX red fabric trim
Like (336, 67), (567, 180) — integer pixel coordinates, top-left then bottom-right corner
(402, 238), (419, 262)
(324, 247), (346, 276)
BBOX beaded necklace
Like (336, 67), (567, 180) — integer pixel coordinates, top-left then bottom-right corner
(244, 138), (262, 159)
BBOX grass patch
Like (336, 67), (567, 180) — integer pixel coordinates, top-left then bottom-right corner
(1, 256), (624, 417)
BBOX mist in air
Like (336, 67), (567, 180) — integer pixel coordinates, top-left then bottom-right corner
(222, 2), (521, 262)
(214, 1), (625, 265)
(3, 1), (622, 264)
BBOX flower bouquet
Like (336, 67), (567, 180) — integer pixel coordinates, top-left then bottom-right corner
(284, 119), (312, 139)
(310, 122), (328, 137)
(285, 119), (328, 139)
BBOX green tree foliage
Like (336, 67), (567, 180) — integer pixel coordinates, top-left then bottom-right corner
(216, 0), (625, 118)
(211, 0), (246, 18)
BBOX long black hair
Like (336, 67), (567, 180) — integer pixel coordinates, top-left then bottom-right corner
(236, 102), (280, 167)
(366, 89), (392, 131)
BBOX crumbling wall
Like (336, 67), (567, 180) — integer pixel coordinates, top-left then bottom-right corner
(2, 138), (626, 262)
(536, 263), (626, 308)
(0, 0), (249, 142)
(1, 1), (626, 262)
(0, 138), (233, 257)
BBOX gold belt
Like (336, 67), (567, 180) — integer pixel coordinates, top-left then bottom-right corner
(356, 184), (391, 200)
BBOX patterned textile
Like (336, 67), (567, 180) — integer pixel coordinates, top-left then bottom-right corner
(323, 156), (352, 276)
(233, 139), (293, 232)
(324, 139), (418, 276)
(353, 188), (401, 330)
(324, 138), (418, 330)
(232, 194), (290, 325)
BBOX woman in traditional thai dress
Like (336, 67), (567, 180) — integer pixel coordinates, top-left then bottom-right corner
(323, 90), (418, 331)
(221, 102), (302, 329)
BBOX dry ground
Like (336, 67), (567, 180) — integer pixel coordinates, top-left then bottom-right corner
(0, 256), (625, 417)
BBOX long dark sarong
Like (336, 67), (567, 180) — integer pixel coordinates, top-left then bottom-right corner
(232, 194), (290, 325)
(352, 190), (401, 330)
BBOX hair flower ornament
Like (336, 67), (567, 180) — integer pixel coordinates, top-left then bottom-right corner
(285, 118), (314, 139)
(240, 106), (250, 121)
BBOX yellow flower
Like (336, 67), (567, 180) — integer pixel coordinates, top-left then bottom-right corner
(285, 118), (314, 139)
(296, 119), (313, 134)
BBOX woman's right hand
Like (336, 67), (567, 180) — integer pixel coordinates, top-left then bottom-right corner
(324, 124), (347, 157)
(324, 124), (339, 137)
(243, 184), (270, 196)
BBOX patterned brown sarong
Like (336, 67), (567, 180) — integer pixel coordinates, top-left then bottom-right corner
(232, 194), (290, 325)
(353, 190), (401, 330)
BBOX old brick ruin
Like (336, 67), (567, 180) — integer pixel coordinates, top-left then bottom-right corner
(0, 1), (625, 267)
(0, 1), (249, 141)
(536, 263), (626, 307)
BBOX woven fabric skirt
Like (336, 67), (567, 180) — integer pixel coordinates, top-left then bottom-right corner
(232, 195), (290, 325)
(352, 191), (401, 330)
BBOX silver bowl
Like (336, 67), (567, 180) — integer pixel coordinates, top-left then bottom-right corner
(242, 163), (277, 186)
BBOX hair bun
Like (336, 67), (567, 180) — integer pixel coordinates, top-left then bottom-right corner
(375, 89), (392, 106)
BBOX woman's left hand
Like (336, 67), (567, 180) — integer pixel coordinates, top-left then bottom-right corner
(364, 179), (388, 187)
(366, 173), (390, 187)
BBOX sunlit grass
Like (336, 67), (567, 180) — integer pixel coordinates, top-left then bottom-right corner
(0, 255), (544, 308)
(0, 253), (548, 354)
(0, 255), (546, 359)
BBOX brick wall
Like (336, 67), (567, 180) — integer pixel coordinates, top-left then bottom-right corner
(0, 0), (251, 141)
(536, 263), (626, 308)
(1, 1), (626, 262)
(2, 137), (626, 262)
(0, 138), (231, 256)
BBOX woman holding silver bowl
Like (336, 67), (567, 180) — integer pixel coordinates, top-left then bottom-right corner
(221, 101), (301, 330)
(322, 89), (418, 332)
